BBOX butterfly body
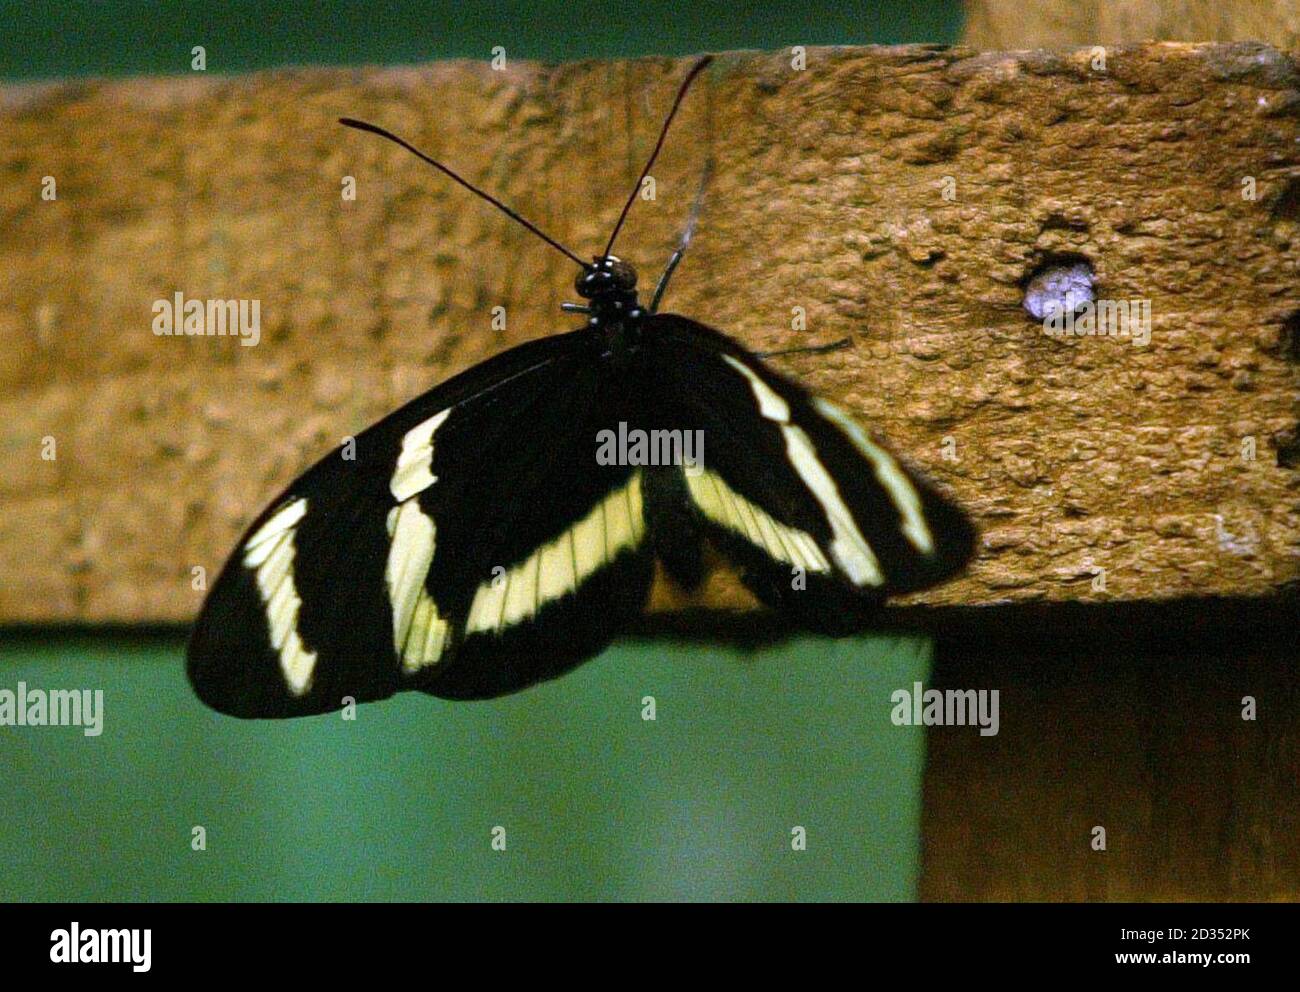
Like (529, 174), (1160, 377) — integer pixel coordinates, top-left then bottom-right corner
(569, 255), (647, 365)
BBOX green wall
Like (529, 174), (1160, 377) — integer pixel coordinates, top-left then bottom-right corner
(0, 0), (962, 901)
(0, 0), (961, 79)
(3, 633), (931, 901)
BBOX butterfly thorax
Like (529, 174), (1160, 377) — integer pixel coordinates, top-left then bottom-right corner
(576, 255), (646, 362)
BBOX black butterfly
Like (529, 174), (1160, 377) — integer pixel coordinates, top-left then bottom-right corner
(187, 56), (976, 717)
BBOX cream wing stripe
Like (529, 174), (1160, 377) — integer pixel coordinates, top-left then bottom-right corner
(244, 498), (309, 558)
(390, 409), (452, 501)
(465, 473), (646, 635)
(385, 501), (450, 672)
(536, 535), (577, 608)
(781, 424), (883, 586)
(241, 497), (318, 696)
(571, 504), (607, 580)
(384, 408), (455, 673)
(685, 470), (830, 573)
(721, 355), (883, 587)
(812, 397), (934, 555)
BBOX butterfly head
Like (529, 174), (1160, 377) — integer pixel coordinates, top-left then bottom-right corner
(576, 256), (638, 300)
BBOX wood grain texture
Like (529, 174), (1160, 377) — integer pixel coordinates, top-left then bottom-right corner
(920, 602), (1300, 901)
(1, 44), (1297, 624)
(964, 0), (1300, 50)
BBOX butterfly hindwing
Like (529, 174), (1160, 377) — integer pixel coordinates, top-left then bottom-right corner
(639, 314), (975, 628)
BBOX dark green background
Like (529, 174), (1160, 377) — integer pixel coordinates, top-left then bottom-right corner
(0, 0), (960, 79)
(0, 0), (963, 901)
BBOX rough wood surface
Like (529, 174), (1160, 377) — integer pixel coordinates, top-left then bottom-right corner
(1, 43), (1297, 624)
(964, 0), (1300, 50)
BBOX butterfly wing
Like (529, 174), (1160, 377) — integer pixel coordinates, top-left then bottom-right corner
(410, 363), (653, 700)
(640, 314), (976, 629)
(187, 330), (652, 716)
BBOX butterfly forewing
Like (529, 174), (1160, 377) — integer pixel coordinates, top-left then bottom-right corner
(187, 330), (616, 716)
(410, 359), (654, 699)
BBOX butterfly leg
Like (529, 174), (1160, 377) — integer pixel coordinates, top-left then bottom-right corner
(753, 338), (852, 359)
(648, 160), (714, 314)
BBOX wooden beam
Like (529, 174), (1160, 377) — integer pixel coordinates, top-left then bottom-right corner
(920, 599), (1300, 900)
(963, 0), (1300, 50)
(1, 44), (1297, 624)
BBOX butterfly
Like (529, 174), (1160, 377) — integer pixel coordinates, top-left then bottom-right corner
(187, 56), (976, 717)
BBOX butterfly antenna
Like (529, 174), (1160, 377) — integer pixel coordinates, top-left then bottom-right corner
(648, 158), (713, 313)
(602, 55), (714, 260)
(339, 117), (590, 270)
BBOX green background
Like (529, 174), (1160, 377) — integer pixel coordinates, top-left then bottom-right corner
(0, 0), (963, 901)
(4, 634), (931, 901)
(0, 0), (960, 78)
